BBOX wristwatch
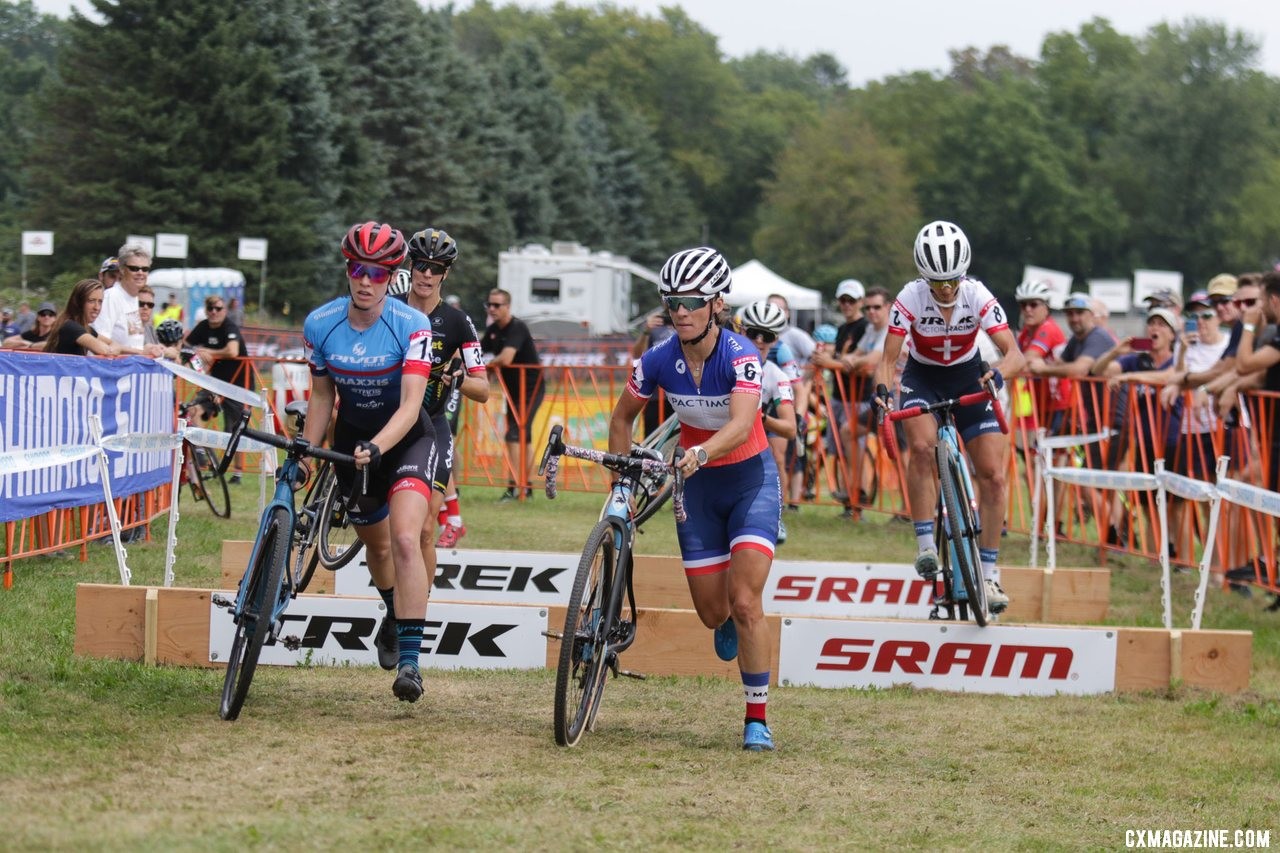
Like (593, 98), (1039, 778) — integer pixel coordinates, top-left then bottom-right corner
(689, 445), (708, 467)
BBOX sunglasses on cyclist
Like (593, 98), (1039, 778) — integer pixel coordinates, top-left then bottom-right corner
(346, 260), (394, 285)
(412, 259), (450, 275)
(745, 328), (778, 344)
(663, 295), (711, 312)
(927, 278), (960, 288)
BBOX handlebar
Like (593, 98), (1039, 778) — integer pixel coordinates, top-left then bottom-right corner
(538, 424), (687, 524)
(219, 409), (368, 495)
(876, 361), (1008, 462)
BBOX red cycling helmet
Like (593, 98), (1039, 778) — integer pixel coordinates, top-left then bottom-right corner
(341, 221), (408, 266)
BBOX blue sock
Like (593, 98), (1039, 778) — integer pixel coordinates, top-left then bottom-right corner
(914, 520), (935, 552)
(376, 585), (396, 621)
(979, 548), (999, 581)
(396, 619), (425, 669)
(742, 671), (769, 724)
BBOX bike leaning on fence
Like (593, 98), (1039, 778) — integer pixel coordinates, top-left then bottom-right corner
(538, 424), (686, 746)
(212, 409), (366, 721)
(877, 364), (1009, 626)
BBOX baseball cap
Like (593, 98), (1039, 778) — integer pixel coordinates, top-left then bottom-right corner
(835, 278), (865, 301)
(1146, 307), (1182, 331)
(813, 323), (838, 344)
(1142, 287), (1183, 309)
(100, 257), (119, 273)
(1207, 273), (1238, 299)
(1186, 289), (1212, 309)
(37, 301), (57, 315)
(1063, 293), (1092, 311)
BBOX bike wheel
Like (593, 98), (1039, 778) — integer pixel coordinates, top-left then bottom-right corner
(194, 446), (231, 518)
(293, 546), (321, 595)
(316, 467), (364, 570)
(632, 416), (680, 528)
(555, 519), (619, 746)
(937, 445), (988, 626)
(220, 506), (290, 720)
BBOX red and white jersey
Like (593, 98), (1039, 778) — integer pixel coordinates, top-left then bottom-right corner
(888, 277), (1011, 367)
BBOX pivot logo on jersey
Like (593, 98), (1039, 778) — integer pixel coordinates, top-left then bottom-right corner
(815, 637), (1074, 680)
(353, 342), (366, 356)
(676, 359), (687, 375)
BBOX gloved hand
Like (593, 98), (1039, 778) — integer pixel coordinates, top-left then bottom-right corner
(355, 440), (381, 470)
(605, 482), (632, 522)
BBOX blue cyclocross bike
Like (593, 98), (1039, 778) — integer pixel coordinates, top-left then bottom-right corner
(212, 409), (365, 721)
(878, 366), (1008, 626)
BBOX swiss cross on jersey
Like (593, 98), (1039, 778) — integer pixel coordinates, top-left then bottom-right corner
(888, 278), (1010, 367)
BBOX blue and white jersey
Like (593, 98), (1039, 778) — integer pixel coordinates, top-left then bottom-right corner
(303, 296), (433, 430)
(626, 329), (768, 466)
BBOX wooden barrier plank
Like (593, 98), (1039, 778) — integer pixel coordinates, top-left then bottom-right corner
(547, 605), (781, 683)
(158, 588), (214, 667)
(144, 588), (159, 666)
(220, 541), (336, 595)
(1180, 629), (1252, 693)
(74, 584), (146, 661)
(80, 582), (1244, 695)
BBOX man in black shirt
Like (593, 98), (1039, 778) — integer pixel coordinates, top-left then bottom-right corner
(185, 294), (252, 482)
(481, 288), (544, 500)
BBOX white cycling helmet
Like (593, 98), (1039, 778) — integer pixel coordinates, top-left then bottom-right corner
(1014, 279), (1052, 303)
(659, 246), (732, 297)
(739, 300), (787, 334)
(835, 278), (865, 300)
(390, 268), (412, 297)
(913, 220), (971, 281)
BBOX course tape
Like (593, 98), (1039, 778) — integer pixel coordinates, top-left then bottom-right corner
(1038, 430), (1114, 450)
(101, 432), (185, 453)
(155, 359), (265, 408)
(1044, 466), (1157, 491)
(1215, 477), (1280, 518)
(183, 427), (277, 456)
(0, 444), (99, 474)
(1155, 470), (1218, 502)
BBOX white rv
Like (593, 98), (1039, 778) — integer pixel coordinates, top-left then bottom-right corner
(497, 242), (657, 337)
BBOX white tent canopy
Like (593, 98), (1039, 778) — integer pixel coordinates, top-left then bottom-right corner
(723, 259), (823, 312)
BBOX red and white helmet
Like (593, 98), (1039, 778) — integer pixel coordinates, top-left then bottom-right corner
(341, 221), (408, 267)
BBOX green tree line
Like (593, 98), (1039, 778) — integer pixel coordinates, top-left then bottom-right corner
(1, 0), (1277, 317)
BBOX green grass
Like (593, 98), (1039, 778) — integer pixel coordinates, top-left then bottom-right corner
(2, 484), (1279, 849)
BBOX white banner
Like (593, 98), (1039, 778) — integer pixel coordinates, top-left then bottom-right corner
(155, 232), (189, 259)
(1133, 269), (1183, 305)
(334, 548), (576, 605)
(238, 237), (268, 262)
(779, 619), (1117, 696)
(156, 358), (265, 408)
(125, 234), (155, 257)
(101, 432), (184, 453)
(0, 443), (99, 475)
(208, 595), (548, 670)
(21, 230), (53, 256)
(1088, 278), (1131, 314)
(764, 560), (936, 619)
(182, 426), (276, 456)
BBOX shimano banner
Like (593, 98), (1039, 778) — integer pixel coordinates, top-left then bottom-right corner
(0, 352), (174, 522)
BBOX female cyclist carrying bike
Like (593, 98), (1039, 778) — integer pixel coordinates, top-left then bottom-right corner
(300, 221), (437, 703)
(873, 221), (1024, 613)
(608, 247), (781, 752)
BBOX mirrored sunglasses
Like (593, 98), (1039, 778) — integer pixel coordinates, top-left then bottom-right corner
(663, 295), (711, 312)
(346, 260), (394, 285)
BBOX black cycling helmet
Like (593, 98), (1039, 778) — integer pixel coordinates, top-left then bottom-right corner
(156, 318), (185, 345)
(408, 228), (458, 266)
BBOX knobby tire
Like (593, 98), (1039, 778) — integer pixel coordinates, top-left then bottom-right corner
(937, 445), (988, 626)
(554, 519), (618, 746)
(316, 466), (363, 570)
(194, 445), (231, 518)
(220, 505), (290, 720)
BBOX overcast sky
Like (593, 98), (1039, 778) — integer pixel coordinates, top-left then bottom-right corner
(33, 0), (1280, 86)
